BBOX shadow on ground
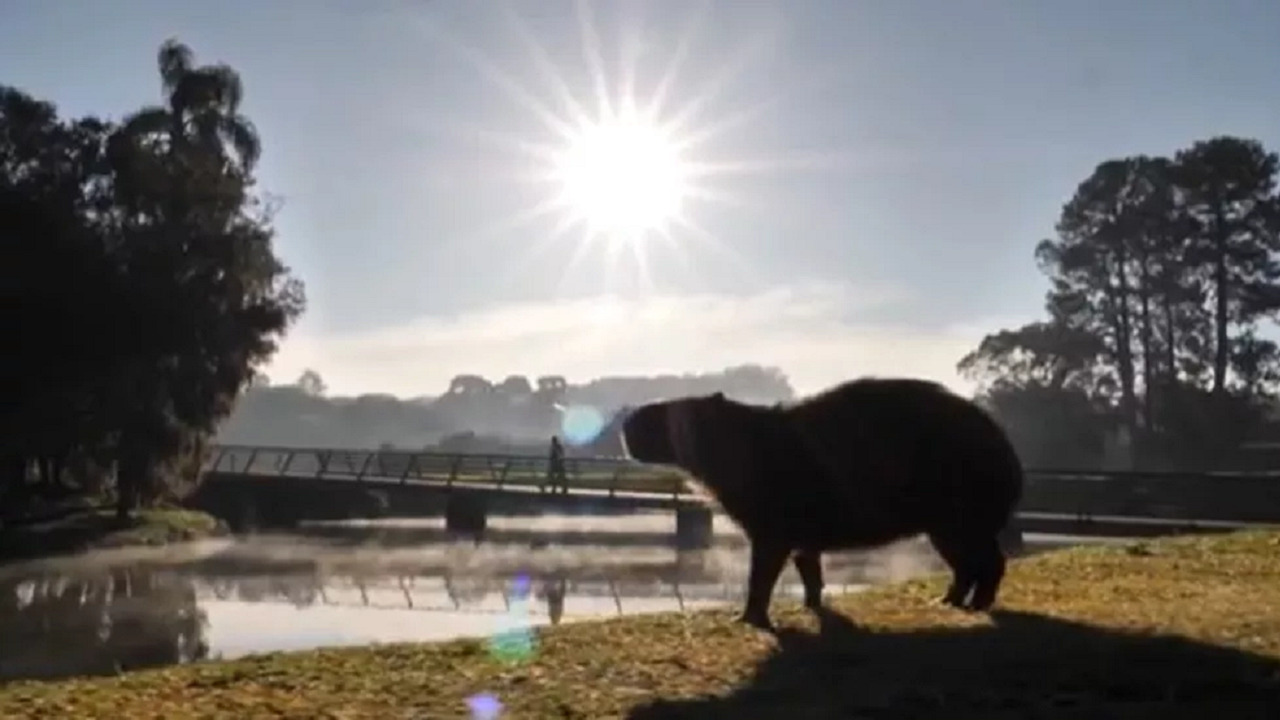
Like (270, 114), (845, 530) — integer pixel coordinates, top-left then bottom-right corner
(627, 606), (1280, 720)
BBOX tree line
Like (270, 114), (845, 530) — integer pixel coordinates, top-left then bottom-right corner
(217, 365), (795, 452)
(2, 39), (304, 519)
(959, 136), (1280, 470)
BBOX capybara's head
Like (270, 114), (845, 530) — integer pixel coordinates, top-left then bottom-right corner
(620, 392), (735, 473)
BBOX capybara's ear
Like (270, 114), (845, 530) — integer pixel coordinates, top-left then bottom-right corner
(712, 391), (726, 401)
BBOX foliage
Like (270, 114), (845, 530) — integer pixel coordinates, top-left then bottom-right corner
(0, 38), (303, 522)
(0, 509), (226, 564)
(961, 138), (1280, 469)
(0, 530), (1277, 717)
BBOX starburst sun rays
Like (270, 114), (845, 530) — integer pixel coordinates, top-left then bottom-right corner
(410, 0), (837, 293)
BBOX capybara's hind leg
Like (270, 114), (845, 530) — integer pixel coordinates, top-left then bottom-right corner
(966, 535), (1007, 611)
(926, 531), (977, 609)
(741, 540), (789, 630)
(793, 551), (824, 610)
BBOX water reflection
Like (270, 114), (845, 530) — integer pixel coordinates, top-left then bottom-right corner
(191, 567), (809, 616)
(540, 575), (566, 625)
(0, 561), (802, 684)
(0, 569), (209, 682)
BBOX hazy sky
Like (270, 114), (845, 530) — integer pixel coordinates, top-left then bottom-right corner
(4, 0), (1279, 397)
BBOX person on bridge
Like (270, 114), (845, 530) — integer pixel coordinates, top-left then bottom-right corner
(546, 436), (568, 495)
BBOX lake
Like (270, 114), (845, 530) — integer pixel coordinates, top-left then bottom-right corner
(0, 511), (1121, 684)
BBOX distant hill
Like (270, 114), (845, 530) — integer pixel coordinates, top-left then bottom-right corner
(215, 364), (795, 452)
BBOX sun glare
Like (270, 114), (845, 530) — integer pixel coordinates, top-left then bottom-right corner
(416, 1), (821, 290)
(551, 111), (689, 242)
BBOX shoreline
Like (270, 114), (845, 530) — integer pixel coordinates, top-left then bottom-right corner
(0, 508), (230, 566)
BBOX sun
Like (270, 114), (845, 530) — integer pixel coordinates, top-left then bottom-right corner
(549, 108), (690, 242)
(414, 1), (827, 289)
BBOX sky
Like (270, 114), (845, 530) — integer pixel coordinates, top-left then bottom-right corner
(3, 0), (1279, 398)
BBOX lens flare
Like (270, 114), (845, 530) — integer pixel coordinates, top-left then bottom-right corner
(466, 692), (504, 719)
(511, 573), (531, 598)
(561, 404), (606, 446)
(486, 573), (537, 663)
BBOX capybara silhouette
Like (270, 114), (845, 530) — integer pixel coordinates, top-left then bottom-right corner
(620, 377), (1024, 630)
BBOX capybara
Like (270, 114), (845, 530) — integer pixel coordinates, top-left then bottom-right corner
(620, 377), (1024, 630)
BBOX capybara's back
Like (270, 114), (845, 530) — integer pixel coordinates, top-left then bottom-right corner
(775, 376), (1024, 549)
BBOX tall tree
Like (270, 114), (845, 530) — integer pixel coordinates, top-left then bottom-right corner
(123, 38), (260, 173)
(0, 87), (119, 498)
(2, 41), (302, 517)
(1034, 157), (1155, 431)
(1173, 136), (1280, 396)
(102, 39), (304, 517)
(961, 137), (1280, 469)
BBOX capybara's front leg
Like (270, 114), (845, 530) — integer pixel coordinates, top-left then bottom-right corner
(793, 551), (824, 610)
(740, 540), (789, 631)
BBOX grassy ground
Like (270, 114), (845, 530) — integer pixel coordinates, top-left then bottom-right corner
(0, 507), (227, 563)
(1, 530), (1278, 719)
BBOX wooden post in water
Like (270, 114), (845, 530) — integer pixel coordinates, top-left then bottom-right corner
(675, 504), (714, 550)
(445, 492), (488, 541)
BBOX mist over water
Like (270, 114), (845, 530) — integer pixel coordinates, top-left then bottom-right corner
(2, 511), (948, 582)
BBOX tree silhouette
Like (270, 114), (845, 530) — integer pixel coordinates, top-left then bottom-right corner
(296, 369), (327, 397)
(120, 38), (260, 173)
(1, 37), (304, 518)
(961, 136), (1280, 469)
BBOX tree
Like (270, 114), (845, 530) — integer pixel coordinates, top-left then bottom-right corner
(958, 321), (1107, 396)
(957, 322), (1112, 467)
(102, 39), (304, 517)
(496, 375), (533, 397)
(0, 87), (120, 500)
(1034, 156), (1173, 432)
(1173, 137), (1280, 395)
(0, 38), (305, 520)
(960, 137), (1280, 469)
(296, 370), (327, 397)
(120, 38), (260, 174)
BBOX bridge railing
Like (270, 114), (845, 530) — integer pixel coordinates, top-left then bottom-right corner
(203, 444), (1280, 525)
(1016, 469), (1280, 524)
(204, 444), (692, 499)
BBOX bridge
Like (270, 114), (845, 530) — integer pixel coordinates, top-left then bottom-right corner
(201, 444), (692, 507)
(191, 444), (1280, 545)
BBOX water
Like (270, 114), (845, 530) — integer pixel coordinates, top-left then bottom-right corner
(0, 511), (1118, 684)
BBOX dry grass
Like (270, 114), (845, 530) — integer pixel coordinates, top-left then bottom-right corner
(1, 530), (1278, 718)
